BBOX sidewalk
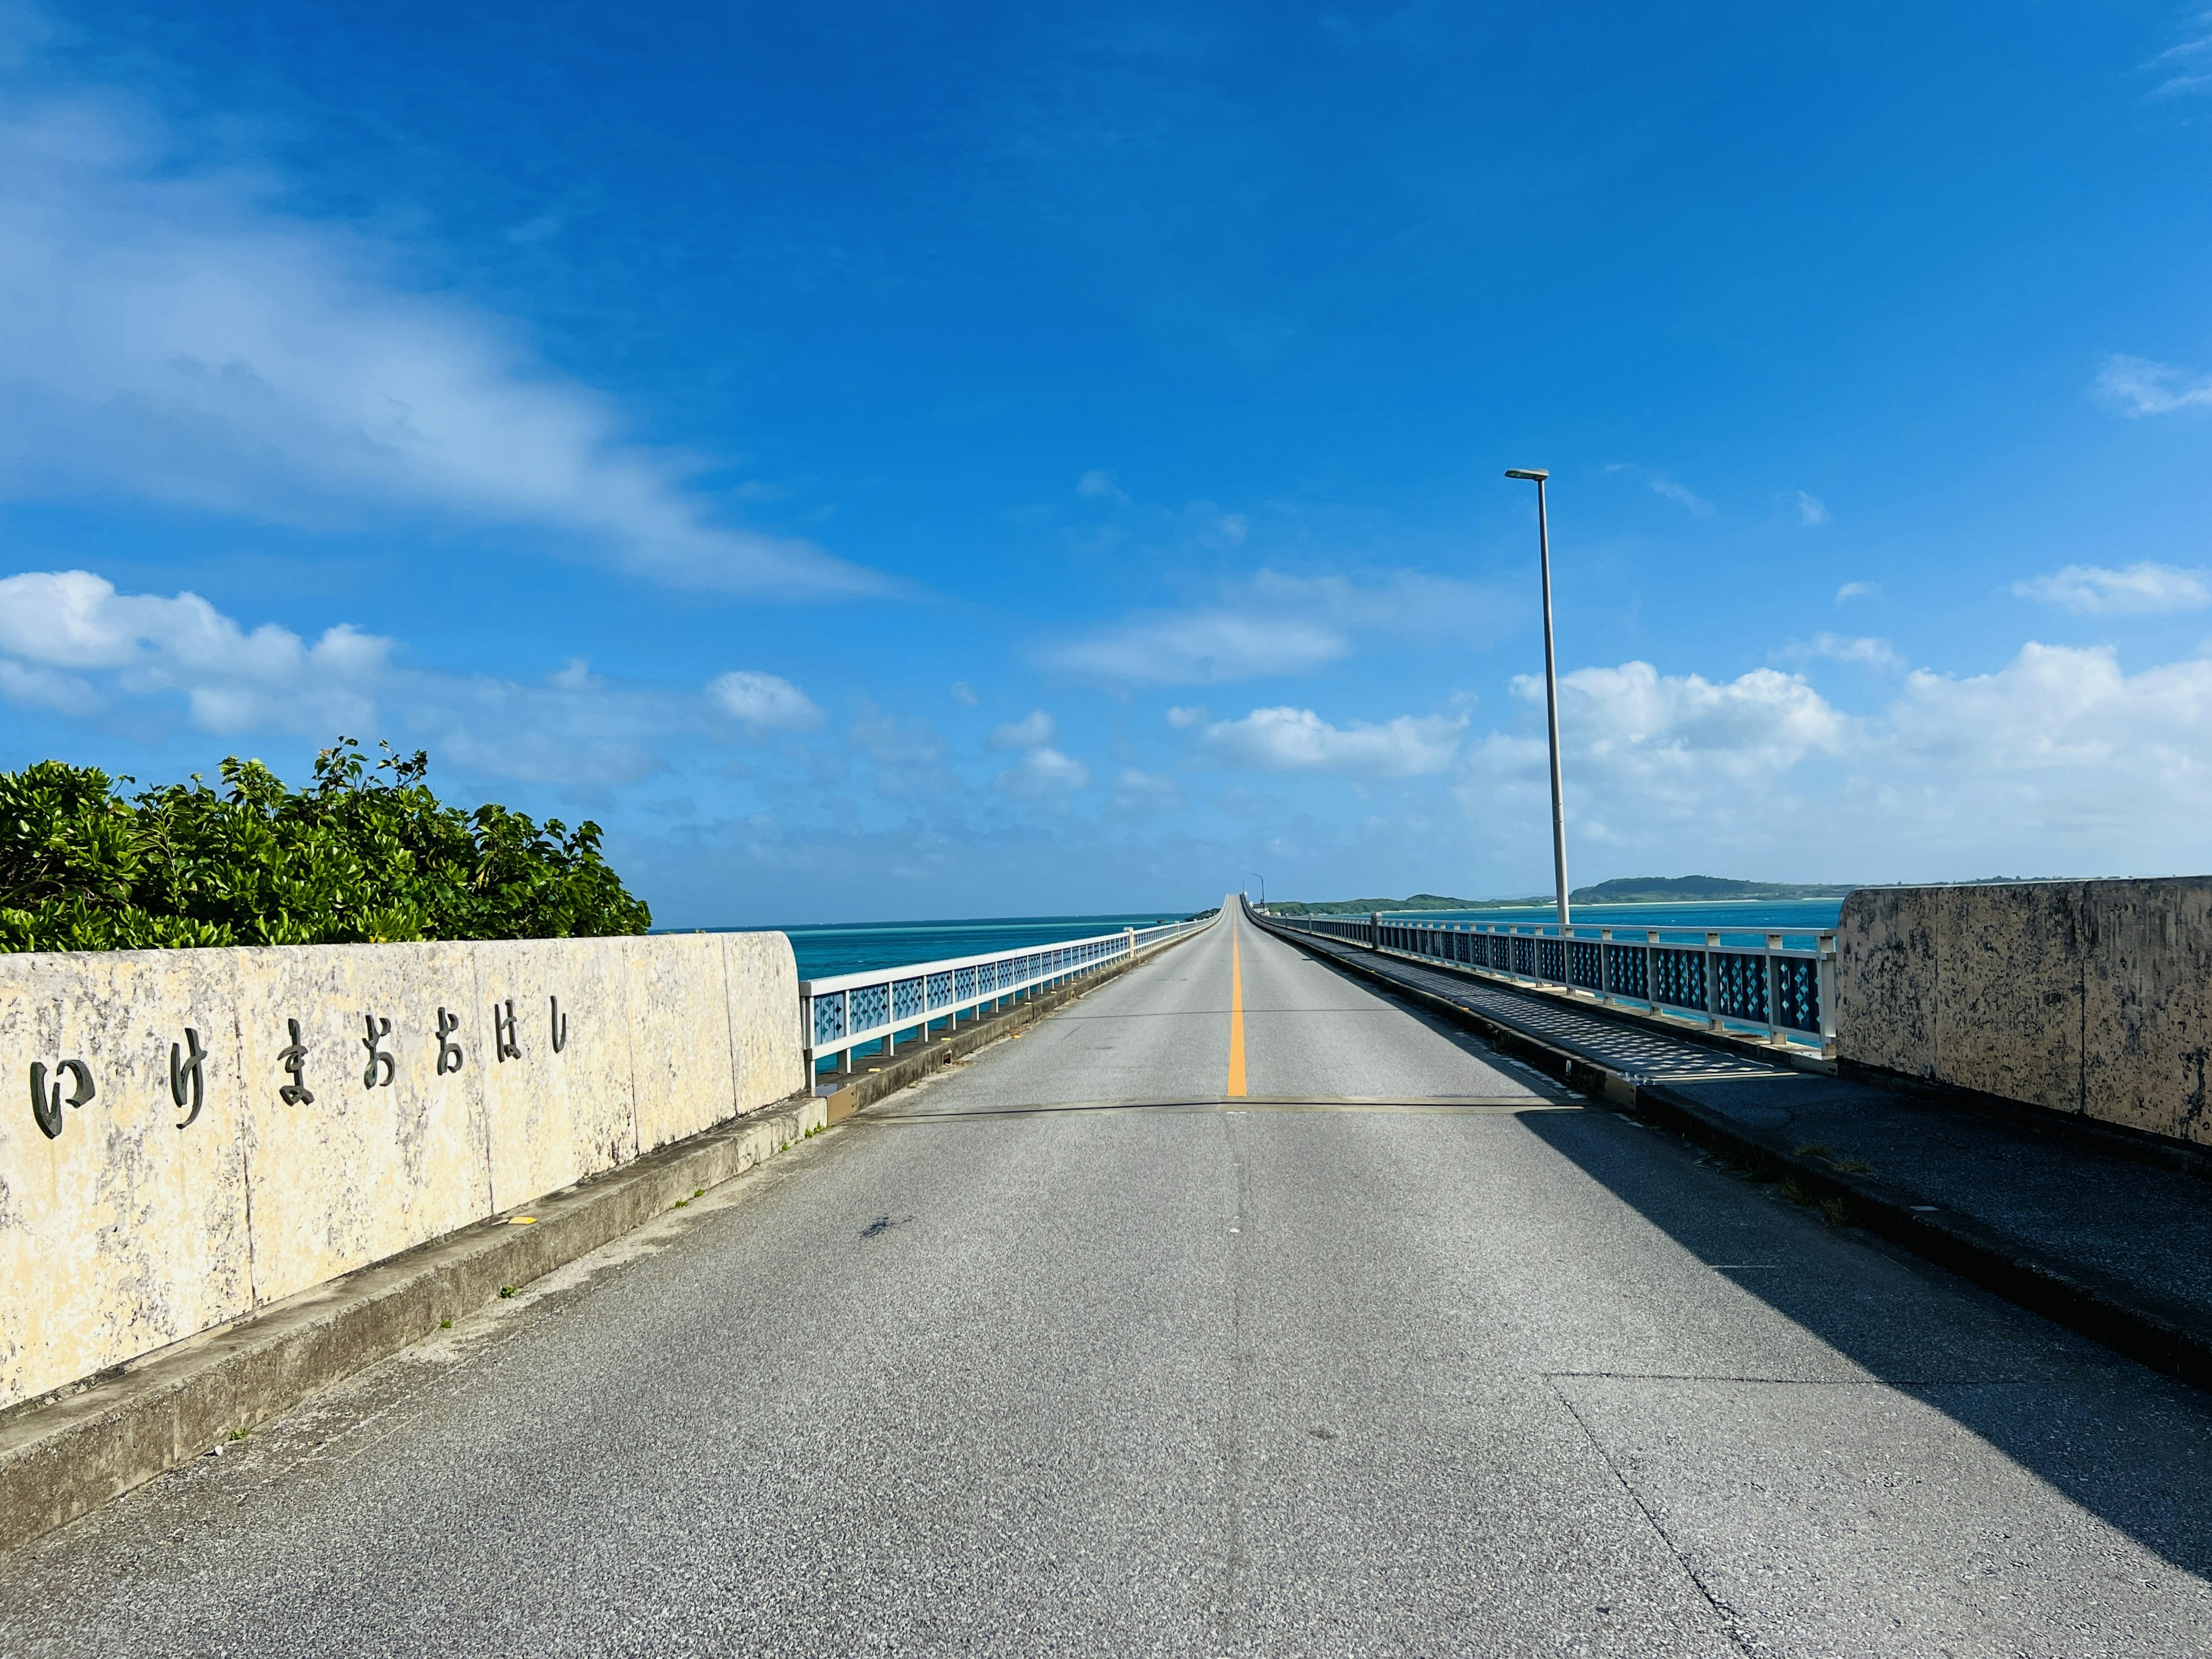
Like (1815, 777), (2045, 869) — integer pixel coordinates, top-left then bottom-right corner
(1267, 922), (2212, 1388)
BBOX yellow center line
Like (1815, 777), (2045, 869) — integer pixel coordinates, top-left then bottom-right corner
(1226, 929), (1247, 1097)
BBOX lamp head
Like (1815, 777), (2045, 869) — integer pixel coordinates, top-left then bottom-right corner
(1504, 468), (1549, 482)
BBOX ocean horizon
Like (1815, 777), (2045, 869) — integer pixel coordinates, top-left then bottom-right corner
(661, 894), (1841, 978)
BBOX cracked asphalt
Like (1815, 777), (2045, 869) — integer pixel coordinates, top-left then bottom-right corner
(5, 904), (2211, 1656)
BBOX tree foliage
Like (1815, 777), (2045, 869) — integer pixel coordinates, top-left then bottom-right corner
(0, 739), (652, 952)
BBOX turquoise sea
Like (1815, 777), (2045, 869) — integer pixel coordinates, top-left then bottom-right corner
(1365, 897), (1844, 946)
(696, 911), (1204, 982)
(680, 896), (1839, 980)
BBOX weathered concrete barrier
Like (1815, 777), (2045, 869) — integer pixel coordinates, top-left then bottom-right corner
(1838, 878), (2212, 1144)
(0, 933), (805, 1411)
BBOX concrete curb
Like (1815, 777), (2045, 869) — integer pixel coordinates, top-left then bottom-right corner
(0, 1092), (827, 1556)
(813, 925), (1213, 1125)
(1260, 915), (2212, 1392)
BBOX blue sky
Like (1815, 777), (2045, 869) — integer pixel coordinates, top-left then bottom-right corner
(2, 1), (2210, 925)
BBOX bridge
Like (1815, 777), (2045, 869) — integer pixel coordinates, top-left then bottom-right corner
(6, 894), (2211, 1653)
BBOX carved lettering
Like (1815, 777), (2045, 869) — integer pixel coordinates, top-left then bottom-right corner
(170, 1028), (207, 1129)
(492, 999), (521, 1063)
(550, 995), (569, 1054)
(29, 1059), (93, 1141)
(278, 1018), (315, 1107)
(361, 1015), (395, 1089)
(435, 1007), (464, 1076)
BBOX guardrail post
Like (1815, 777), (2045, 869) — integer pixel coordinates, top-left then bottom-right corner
(1764, 933), (1783, 1047)
(1705, 931), (1723, 1033)
(1818, 934), (1838, 1059)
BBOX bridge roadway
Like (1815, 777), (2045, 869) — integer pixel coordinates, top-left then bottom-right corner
(7, 905), (2212, 1656)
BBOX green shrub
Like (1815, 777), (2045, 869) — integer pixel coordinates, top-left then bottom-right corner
(0, 738), (650, 952)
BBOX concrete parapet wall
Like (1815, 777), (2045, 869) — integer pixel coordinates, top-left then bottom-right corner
(1838, 879), (2212, 1143)
(0, 932), (805, 1411)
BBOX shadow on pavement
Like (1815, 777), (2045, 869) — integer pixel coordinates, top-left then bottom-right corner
(1517, 1105), (2212, 1584)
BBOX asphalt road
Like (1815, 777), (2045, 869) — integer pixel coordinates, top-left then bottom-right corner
(7, 904), (2212, 1656)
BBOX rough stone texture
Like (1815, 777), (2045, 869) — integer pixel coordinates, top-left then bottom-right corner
(0, 951), (253, 1412)
(1, 931), (804, 1410)
(477, 940), (638, 1214)
(1931, 880), (2084, 1115)
(2083, 880), (2212, 1143)
(1835, 885), (1937, 1080)
(722, 930), (805, 1112)
(238, 943), (495, 1309)
(1840, 877), (2212, 1144)
(621, 934), (737, 1152)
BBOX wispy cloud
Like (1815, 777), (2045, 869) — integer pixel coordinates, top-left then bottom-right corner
(988, 709), (1058, 750)
(2147, 10), (2212, 97)
(1791, 632), (1902, 671)
(2092, 355), (2212, 416)
(1110, 767), (1183, 814)
(1835, 581), (1878, 605)
(0, 91), (881, 597)
(1043, 568), (1500, 687)
(1608, 463), (1713, 515)
(1049, 612), (1347, 685)
(2013, 561), (2212, 615)
(1076, 468), (1131, 504)
(1796, 491), (1828, 527)
(1199, 706), (1464, 778)
(995, 745), (1090, 801)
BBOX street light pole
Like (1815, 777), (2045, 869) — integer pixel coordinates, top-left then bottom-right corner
(1505, 468), (1570, 929)
(1249, 872), (1266, 910)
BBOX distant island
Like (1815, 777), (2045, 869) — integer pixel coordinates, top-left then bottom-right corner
(1267, 876), (1861, 916)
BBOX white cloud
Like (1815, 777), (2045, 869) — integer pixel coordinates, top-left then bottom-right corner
(2013, 562), (2211, 616)
(1200, 706), (1465, 778)
(0, 567), (388, 733)
(1796, 491), (1828, 527)
(1165, 704), (1209, 728)
(1537, 661), (1848, 785)
(995, 745), (1090, 800)
(1460, 642), (2212, 877)
(0, 93), (878, 596)
(988, 709), (1056, 750)
(1835, 581), (1879, 605)
(0, 567), (677, 786)
(1076, 468), (1131, 504)
(949, 680), (978, 706)
(2092, 355), (2212, 416)
(706, 670), (823, 732)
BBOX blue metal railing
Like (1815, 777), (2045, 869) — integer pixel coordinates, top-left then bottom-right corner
(1264, 909), (1835, 1055)
(800, 916), (1211, 1073)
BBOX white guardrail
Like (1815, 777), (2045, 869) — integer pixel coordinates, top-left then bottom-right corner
(800, 916), (1213, 1074)
(1264, 908), (1836, 1058)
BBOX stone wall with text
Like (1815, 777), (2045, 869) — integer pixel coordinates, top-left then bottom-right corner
(0, 931), (804, 1410)
(1838, 878), (2211, 1143)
